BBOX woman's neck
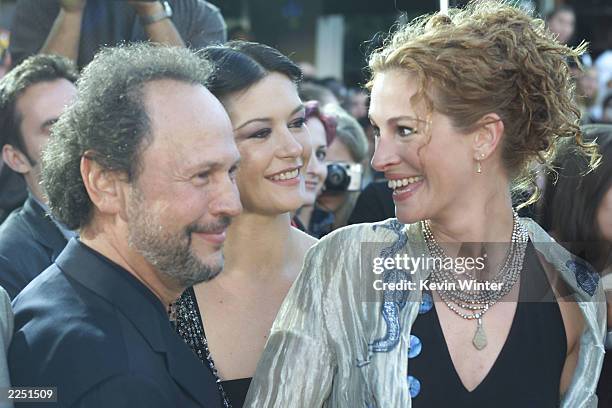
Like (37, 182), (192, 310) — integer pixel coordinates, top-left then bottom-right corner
(222, 211), (295, 280)
(428, 187), (515, 247)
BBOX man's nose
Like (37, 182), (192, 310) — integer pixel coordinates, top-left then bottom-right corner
(210, 182), (242, 218)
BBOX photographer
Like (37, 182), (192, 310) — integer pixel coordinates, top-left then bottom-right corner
(9, 0), (226, 69)
(312, 105), (368, 237)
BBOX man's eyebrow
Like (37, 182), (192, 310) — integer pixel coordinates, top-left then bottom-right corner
(184, 158), (241, 173)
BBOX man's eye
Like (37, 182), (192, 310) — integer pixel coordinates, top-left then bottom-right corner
(229, 166), (239, 181)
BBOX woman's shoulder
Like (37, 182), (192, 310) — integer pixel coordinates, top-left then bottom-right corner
(298, 218), (417, 272)
(522, 217), (602, 299)
(321, 218), (410, 244)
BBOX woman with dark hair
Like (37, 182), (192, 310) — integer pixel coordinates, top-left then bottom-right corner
(245, 2), (607, 407)
(541, 124), (612, 406)
(292, 100), (336, 235)
(541, 124), (612, 275)
(173, 41), (317, 408)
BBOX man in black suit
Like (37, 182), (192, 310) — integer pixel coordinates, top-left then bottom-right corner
(8, 43), (242, 407)
(0, 54), (78, 298)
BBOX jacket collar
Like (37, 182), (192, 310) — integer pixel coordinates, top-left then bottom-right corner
(21, 196), (67, 261)
(56, 239), (222, 407)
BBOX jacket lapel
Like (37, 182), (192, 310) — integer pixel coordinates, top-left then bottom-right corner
(58, 241), (222, 407)
(162, 327), (222, 407)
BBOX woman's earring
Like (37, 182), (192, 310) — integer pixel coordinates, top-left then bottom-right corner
(476, 153), (485, 174)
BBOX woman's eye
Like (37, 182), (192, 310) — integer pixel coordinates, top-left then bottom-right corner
(248, 128), (272, 139)
(289, 117), (306, 129)
(315, 148), (327, 161)
(397, 126), (416, 138)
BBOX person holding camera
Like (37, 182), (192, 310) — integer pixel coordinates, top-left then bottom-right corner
(310, 105), (368, 237)
(172, 41), (317, 408)
(292, 100), (336, 235)
(9, 0), (226, 70)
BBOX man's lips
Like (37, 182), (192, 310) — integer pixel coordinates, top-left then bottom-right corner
(192, 229), (227, 245)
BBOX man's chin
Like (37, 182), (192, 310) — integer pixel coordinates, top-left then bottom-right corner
(193, 252), (224, 282)
(203, 263), (223, 282)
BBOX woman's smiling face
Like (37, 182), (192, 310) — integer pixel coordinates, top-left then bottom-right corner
(224, 73), (312, 215)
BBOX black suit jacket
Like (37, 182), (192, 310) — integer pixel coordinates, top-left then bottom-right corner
(0, 196), (67, 299)
(0, 166), (27, 224)
(8, 239), (222, 408)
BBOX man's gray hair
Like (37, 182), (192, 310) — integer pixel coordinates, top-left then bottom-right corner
(42, 43), (212, 230)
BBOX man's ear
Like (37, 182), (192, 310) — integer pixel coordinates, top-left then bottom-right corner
(472, 113), (505, 160)
(2, 144), (32, 175)
(80, 152), (127, 217)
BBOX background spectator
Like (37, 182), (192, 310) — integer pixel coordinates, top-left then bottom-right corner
(545, 5), (576, 47)
(313, 104), (368, 236)
(0, 2), (20, 224)
(293, 100), (336, 234)
(9, 0), (227, 69)
(0, 54), (77, 299)
(539, 124), (611, 407)
(575, 66), (600, 124)
(540, 124), (611, 275)
(298, 80), (339, 106)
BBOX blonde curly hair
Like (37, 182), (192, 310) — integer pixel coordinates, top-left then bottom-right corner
(367, 0), (599, 207)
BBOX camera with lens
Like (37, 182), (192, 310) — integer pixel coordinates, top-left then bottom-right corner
(324, 162), (363, 192)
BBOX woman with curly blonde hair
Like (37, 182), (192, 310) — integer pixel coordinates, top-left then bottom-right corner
(244, 2), (607, 407)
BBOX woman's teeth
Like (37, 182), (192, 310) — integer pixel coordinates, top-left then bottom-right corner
(387, 176), (424, 190)
(270, 169), (299, 181)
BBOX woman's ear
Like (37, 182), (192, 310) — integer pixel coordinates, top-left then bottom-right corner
(472, 113), (504, 160)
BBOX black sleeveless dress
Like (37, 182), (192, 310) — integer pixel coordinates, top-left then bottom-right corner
(174, 288), (251, 408)
(408, 242), (567, 407)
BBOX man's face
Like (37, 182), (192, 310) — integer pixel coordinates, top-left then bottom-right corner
(15, 78), (76, 197)
(126, 80), (242, 288)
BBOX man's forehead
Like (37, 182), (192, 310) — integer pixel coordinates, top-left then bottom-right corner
(143, 80), (229, 126)
(16, 79), (76, 122)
